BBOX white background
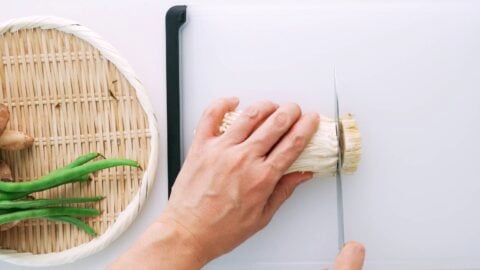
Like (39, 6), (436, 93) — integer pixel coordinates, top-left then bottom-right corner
(1, 0), (480, 269)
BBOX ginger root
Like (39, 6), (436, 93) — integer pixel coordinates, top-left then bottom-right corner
(0, 104), (34, 151)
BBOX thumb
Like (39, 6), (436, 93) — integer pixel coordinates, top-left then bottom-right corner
(334, 241), (365, 270)
(262, 172), (313, 222)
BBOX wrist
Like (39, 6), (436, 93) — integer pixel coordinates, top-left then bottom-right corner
(154, 217), (208, 268)
(110, 218), (206, 270)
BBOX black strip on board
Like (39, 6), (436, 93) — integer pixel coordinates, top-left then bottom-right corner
(165, 5), (186, 197)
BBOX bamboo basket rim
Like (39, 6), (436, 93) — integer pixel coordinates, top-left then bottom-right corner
(0, 16), (159, 266)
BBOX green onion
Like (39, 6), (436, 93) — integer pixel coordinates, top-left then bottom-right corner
(47, 216), (97, 236)
(0, 196), (104, 209)
(0, 207), (99, 225)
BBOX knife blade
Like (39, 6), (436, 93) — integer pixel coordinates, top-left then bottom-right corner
(334, 69), (345, 251)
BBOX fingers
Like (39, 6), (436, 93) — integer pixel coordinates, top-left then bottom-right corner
(334, 242), (366, 270)
(195, 97), (239, 141)
(265, 112), (319, 174)
(262, 172), (313, 222)
(244, 103), (301, 156)
(222, 101), (278, 144)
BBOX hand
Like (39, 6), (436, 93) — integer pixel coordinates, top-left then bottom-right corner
(110, 97), (320, 269)
(161, 97), (319, 265)
(334, 242), (366, 270)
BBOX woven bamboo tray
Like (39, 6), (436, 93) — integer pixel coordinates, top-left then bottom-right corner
(0, 17), (159, 266)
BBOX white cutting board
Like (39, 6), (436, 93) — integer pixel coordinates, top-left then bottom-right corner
(180, 2), (480, 269)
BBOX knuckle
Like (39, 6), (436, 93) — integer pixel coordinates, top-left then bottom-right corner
(224, 145), (250, 169)
(270, 152), (290, 171)
(247, 137), (265, 149)
(290, 134), (307, 152)
(279, 186), (294, 201)
(261, 161), (280, 181)
(248, 179), (269, 196)
(234, 147), (250, 164)
(243, 105), (259, 119)
(274, 111), (289, 127)
(258, 170), (272, 183)
(259, 216), (271, 229)
(209, 137), (225, 149)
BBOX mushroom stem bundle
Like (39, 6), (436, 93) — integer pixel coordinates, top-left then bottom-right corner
(220, 111), (362, 177)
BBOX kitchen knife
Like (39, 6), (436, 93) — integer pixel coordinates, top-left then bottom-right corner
(334, 70), (345, 251)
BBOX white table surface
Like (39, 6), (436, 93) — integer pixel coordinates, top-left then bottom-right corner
(2, 1), (480, 269)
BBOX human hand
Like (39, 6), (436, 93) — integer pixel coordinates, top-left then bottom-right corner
(333, 242), (366, 270)
(159, 97), (320, 266)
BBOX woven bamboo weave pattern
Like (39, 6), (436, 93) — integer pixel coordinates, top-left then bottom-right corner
(0, 28), (150, 254)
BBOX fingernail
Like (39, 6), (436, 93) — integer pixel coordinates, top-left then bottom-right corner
(245, 107), (259, 118)
(343, 241), (366, 256)
(305, 112), (320, 121)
